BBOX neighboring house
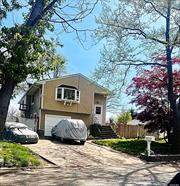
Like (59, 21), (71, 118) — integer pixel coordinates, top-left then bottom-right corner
(18, 74), (109, 136)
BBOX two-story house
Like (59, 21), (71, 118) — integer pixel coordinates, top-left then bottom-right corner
(18, 74), (109, 137)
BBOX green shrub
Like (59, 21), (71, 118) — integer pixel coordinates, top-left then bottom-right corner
(116, 112), (132, 125)
(89, 123), (101, 137)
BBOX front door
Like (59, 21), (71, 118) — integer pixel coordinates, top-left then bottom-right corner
(94, 105), (103, 125)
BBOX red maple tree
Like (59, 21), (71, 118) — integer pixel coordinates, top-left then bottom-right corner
(127, 55), (180, 142)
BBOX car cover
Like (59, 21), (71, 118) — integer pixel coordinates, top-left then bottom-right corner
(5, 122), (27, 129)
(1, 122), (39, 143)
(51, 119), (87, 141)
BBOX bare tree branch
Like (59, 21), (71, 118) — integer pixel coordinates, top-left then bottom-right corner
(171, 26), (180, 53)
(101, 22), (167, 45)
(143, 0), (167, 18)
(119, 64), (131, 91)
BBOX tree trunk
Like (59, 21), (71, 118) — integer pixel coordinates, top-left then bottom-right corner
(0, 0), (59, 133)
(0, 80), (16, 132)
(26, 0), (44, 27)
(26, 0), (58, 27)
(166, 47), (180, 153)
(0, 0), (60, 133)
(166, 0), (180, 153)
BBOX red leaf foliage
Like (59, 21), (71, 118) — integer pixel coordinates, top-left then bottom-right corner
(127, 55), (180, 133)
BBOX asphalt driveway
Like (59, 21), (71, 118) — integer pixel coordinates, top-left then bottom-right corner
(0, 139), (179, 185)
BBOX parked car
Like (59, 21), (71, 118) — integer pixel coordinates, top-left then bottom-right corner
(0, 122), (39, 144)
(51, 119), (87, 145)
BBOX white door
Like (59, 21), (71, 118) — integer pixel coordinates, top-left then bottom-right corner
(94, 105), (103, 125)
(44, 114), (71, 136)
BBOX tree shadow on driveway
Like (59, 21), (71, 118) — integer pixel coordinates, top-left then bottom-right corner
(22, 140), (180, 185)
(120, 162), (178, 185)
(0, 162), (179, 186)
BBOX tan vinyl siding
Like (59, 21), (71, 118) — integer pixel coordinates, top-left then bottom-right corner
(42, 76), (94, 114)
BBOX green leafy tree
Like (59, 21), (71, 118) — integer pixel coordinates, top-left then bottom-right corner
(94, 0), (180, 153)
(116, 112), (132, 125)
(34, 53), (66, 80)
(0, 0), (99, 132)
(12, 53), (66, 97)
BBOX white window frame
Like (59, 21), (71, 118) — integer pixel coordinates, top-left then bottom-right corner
(55, 87), (80, 103)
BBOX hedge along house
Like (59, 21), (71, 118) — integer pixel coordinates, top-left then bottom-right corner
(18, 74), (109, 136)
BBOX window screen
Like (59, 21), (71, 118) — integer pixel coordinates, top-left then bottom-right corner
(64, 88), (75, 100)
(57, 88), (62, 99)
(76, 91), (80, 101)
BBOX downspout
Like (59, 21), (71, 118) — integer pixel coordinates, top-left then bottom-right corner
(77, 75), (80, 113)
(92, 87), (95, 124)
(39, 82), (45, 130)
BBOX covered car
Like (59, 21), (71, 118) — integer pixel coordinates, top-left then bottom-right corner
(51, 119), (87, 144)
(0, 122), (39, 144)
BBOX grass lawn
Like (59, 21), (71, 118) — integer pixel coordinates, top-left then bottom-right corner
(94, 139), (171, 156)
(0, 141), (40, 167)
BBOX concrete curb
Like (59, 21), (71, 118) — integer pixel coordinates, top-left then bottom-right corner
(0, 166), (61, 171)
(37, 153), (59, 167)
(32, 151), (60, 167)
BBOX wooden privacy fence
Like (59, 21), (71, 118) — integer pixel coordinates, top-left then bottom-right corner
(116, 125), (159, 139)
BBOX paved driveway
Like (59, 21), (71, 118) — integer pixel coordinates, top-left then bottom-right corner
(0, 139), (179, 185)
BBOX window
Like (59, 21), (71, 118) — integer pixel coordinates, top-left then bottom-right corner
(56, 86), (80, 102)
(64, 89), (75, 100)
(96, 107), (101, 114)
(57, 88), (62, 99)
(76, 91), (80, 102)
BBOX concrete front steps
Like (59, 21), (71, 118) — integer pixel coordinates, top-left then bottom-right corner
(96, 125), (118, 139)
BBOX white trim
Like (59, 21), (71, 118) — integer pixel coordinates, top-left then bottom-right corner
(94, 104), (103, 125)
(76, 90), (80, 102)
(62, 87), (64, 99)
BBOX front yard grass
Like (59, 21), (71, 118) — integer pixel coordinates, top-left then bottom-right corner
(0, 141), (40, 167)
(94, 138), (171, 156)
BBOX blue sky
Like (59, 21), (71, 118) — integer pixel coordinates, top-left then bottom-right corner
(10, 34), (105, 111)
(59, 33), (102, 76)
(8, 3), (106, 108)
(9, 23), (132, 118)
(7, 1), (133, 118)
